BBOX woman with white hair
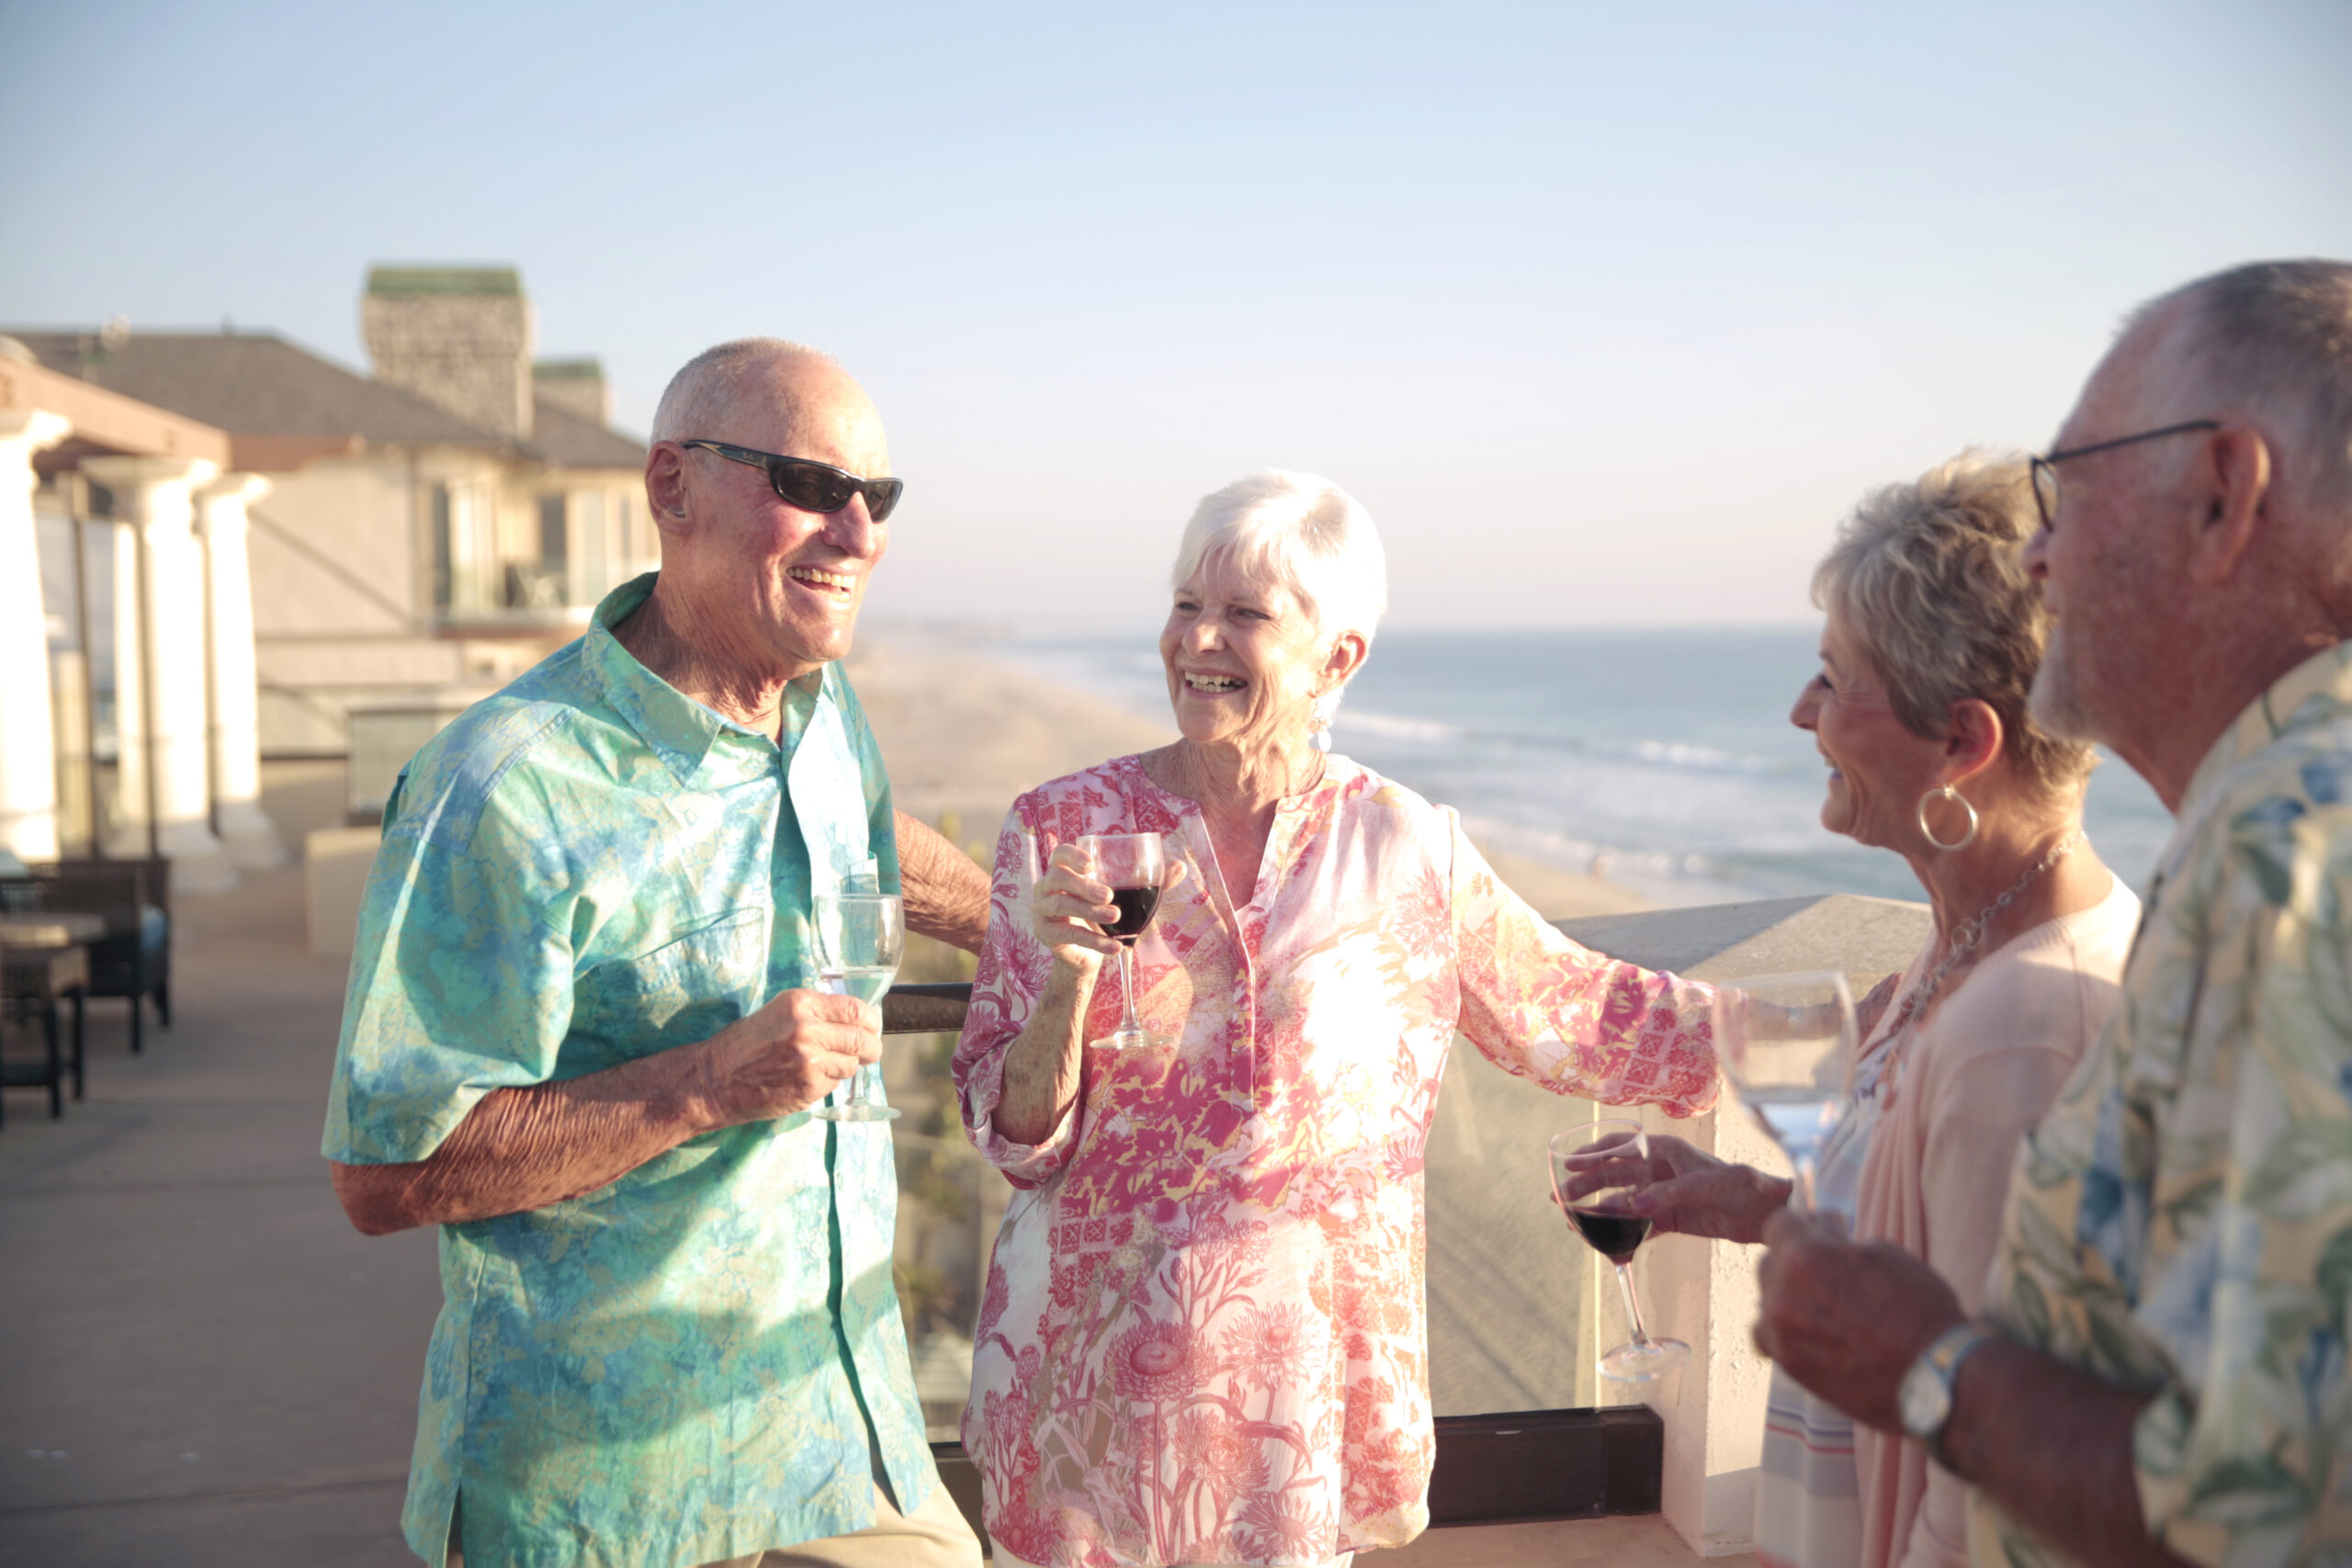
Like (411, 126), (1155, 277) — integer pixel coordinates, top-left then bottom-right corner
(953, 471), (1719, 1568)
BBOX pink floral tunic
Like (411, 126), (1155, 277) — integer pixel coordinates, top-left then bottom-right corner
(955, 754), (1716, 1567)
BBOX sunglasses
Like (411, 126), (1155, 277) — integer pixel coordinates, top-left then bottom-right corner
(681, 439), (904, 523)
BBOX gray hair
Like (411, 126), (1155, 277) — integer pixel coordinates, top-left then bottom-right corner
(1815, 451), (2094, 795)
(2129, 259), (2352, 515)
(650, 336), (836, 445)
(1170, 471), (1388, 667)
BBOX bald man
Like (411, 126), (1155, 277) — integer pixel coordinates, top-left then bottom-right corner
(325, 341), (985, 1568)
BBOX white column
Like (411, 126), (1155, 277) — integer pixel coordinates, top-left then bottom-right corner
(198, 474), (284, 869)
(83, 455), (234, 892)
(0, 410), (73, 862)
(108, 511), (151, 852)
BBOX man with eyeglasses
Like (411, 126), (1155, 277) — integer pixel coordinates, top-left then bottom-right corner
(1753, 258), (2352, 1568)
(325, 339), (986, 1567)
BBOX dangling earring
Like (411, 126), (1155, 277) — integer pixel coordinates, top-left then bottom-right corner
(1308, 689), (1338, 752)
(1917, 784), (1979, 852)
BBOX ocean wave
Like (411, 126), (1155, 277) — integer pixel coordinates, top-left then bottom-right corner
(1333, 707), (1460, 743)
(1617, 739), (1793, 778)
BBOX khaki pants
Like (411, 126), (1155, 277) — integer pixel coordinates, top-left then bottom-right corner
(447, 1478), (981, 1568)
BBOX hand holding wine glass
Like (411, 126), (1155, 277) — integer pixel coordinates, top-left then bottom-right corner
(1029, 840), (1125, 968)
(1549, 1120), (1691, 1382)
(1081, 833), (1170, 1050)
(808, 887), (906, 1123)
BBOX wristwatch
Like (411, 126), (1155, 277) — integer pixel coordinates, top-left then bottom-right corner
(1897, 1321), (1999, 1462)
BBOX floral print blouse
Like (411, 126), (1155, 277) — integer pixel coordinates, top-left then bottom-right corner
(954, 753), (1716, 1566)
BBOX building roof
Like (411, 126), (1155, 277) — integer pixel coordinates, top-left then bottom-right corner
(366, 265), (522, 297)
(3, 330), (496, 445)
(3, 330), (647, 472)
(527, 397), (645, 470)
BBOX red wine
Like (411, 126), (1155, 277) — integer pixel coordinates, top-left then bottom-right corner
(1103, 886), (1160, 943)
(1566, 1206), (1650, 1264)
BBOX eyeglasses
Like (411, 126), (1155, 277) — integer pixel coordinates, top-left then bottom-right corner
(680, 439), (904, 523)
(2028, 420), (2219, 533)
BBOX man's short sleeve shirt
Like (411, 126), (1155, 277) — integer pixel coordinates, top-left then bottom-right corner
(322, 575), (932, 1568)
(1977, 642), (2352, 1568)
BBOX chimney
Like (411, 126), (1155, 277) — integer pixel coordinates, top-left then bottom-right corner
(361, 265), (535, 439)
(533, 358), (609, 425)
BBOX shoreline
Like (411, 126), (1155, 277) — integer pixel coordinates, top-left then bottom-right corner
(846, 635), (1651, 920)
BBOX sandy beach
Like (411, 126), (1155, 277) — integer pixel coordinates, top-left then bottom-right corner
(846, 634), (1648, 921)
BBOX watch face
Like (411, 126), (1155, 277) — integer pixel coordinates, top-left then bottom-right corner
(1899, 1359), (1951, 1439)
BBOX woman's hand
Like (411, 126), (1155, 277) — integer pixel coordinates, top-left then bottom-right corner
(1032, 843), (1120, 969)
(1029, 842), (1189, 970)
(1854, 970), (1902, 1044)
(1631, 1134), (1792, 1246)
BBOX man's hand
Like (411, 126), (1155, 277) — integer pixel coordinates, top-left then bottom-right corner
(1753, 1208), (1965, 1431)
(332, 989), (882, 1236)
(696, 989), (882, 1125)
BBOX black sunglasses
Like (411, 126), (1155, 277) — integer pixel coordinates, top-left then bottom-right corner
(681, 439), (904, 523)
(2029, 420), (2219, 533)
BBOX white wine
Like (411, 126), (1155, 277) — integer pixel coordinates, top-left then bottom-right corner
(823, 965), (896, 1006)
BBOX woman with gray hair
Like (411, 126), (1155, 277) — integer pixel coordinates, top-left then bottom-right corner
(953, 471), (1720, 1568)
(1625, 453), (2140, 1568)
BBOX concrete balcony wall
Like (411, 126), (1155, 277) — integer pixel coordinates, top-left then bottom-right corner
(1558, 894), (1934, 1557)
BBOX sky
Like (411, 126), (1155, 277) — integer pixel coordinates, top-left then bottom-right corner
(4, 0), (2348, 632)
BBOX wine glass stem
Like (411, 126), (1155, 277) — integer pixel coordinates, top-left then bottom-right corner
(1790, 1157), (1816, 1213)
(1612, 1261), (1654, 1348)
(1118, 943), (1142, 1035)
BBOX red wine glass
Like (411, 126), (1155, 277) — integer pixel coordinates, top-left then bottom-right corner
(1080, 832), (1168, 1050)
(1548, 1119), (1690, 1382)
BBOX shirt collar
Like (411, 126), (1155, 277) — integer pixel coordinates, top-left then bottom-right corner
(586, 572), (832, 786)
(2177, 639), (2352, 820)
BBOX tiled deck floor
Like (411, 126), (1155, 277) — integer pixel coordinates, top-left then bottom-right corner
(0, 769), (1741, 1566)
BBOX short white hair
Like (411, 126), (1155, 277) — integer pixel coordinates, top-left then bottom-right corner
(650, 336), (836, 445)
(1170, 471), (1388, 653)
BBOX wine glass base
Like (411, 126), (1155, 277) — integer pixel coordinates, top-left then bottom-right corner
(1599, 1336), (1690, 1382)
(810, 1105), (901, 1122)
(1089, 1028), (1170, 1050)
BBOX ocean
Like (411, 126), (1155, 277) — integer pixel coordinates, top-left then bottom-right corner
(1001, 626), (2174, 908)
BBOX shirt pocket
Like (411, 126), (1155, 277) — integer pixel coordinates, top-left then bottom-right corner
(571, 907), (771, 1066)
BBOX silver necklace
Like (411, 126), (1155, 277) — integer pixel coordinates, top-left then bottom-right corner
(1883, 830), (2083, 1043)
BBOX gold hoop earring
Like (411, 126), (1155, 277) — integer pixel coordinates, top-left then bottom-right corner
(1917, 784), (1979, 852)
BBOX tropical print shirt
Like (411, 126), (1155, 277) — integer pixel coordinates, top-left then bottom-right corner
(954, 753), (1716, 1567)
(323, 575), (935, 1568)
(1976, 642), (2352, 1568)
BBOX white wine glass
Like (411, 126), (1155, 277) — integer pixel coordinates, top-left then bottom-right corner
(1549, 1120), (1690, 1382)
(1709, 970), (1857, 1209)
(1082, 832), (1169, 1050)
(808, 891), (905, 1122)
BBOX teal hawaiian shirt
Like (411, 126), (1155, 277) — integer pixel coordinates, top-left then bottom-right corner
(1978, 642), (2352, 1568)
(323, 574), (935, 1568)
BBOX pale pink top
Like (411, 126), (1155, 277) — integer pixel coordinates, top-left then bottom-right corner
(954, 754), (1717, 1567)
(1850, 875), (2140, 1568)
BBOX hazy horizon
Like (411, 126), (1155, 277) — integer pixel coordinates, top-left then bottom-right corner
(6, 0), (2347, 633)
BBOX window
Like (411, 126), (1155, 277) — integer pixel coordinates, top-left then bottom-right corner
(537, 494), (569, 574)
(430, 483), (453, 611)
